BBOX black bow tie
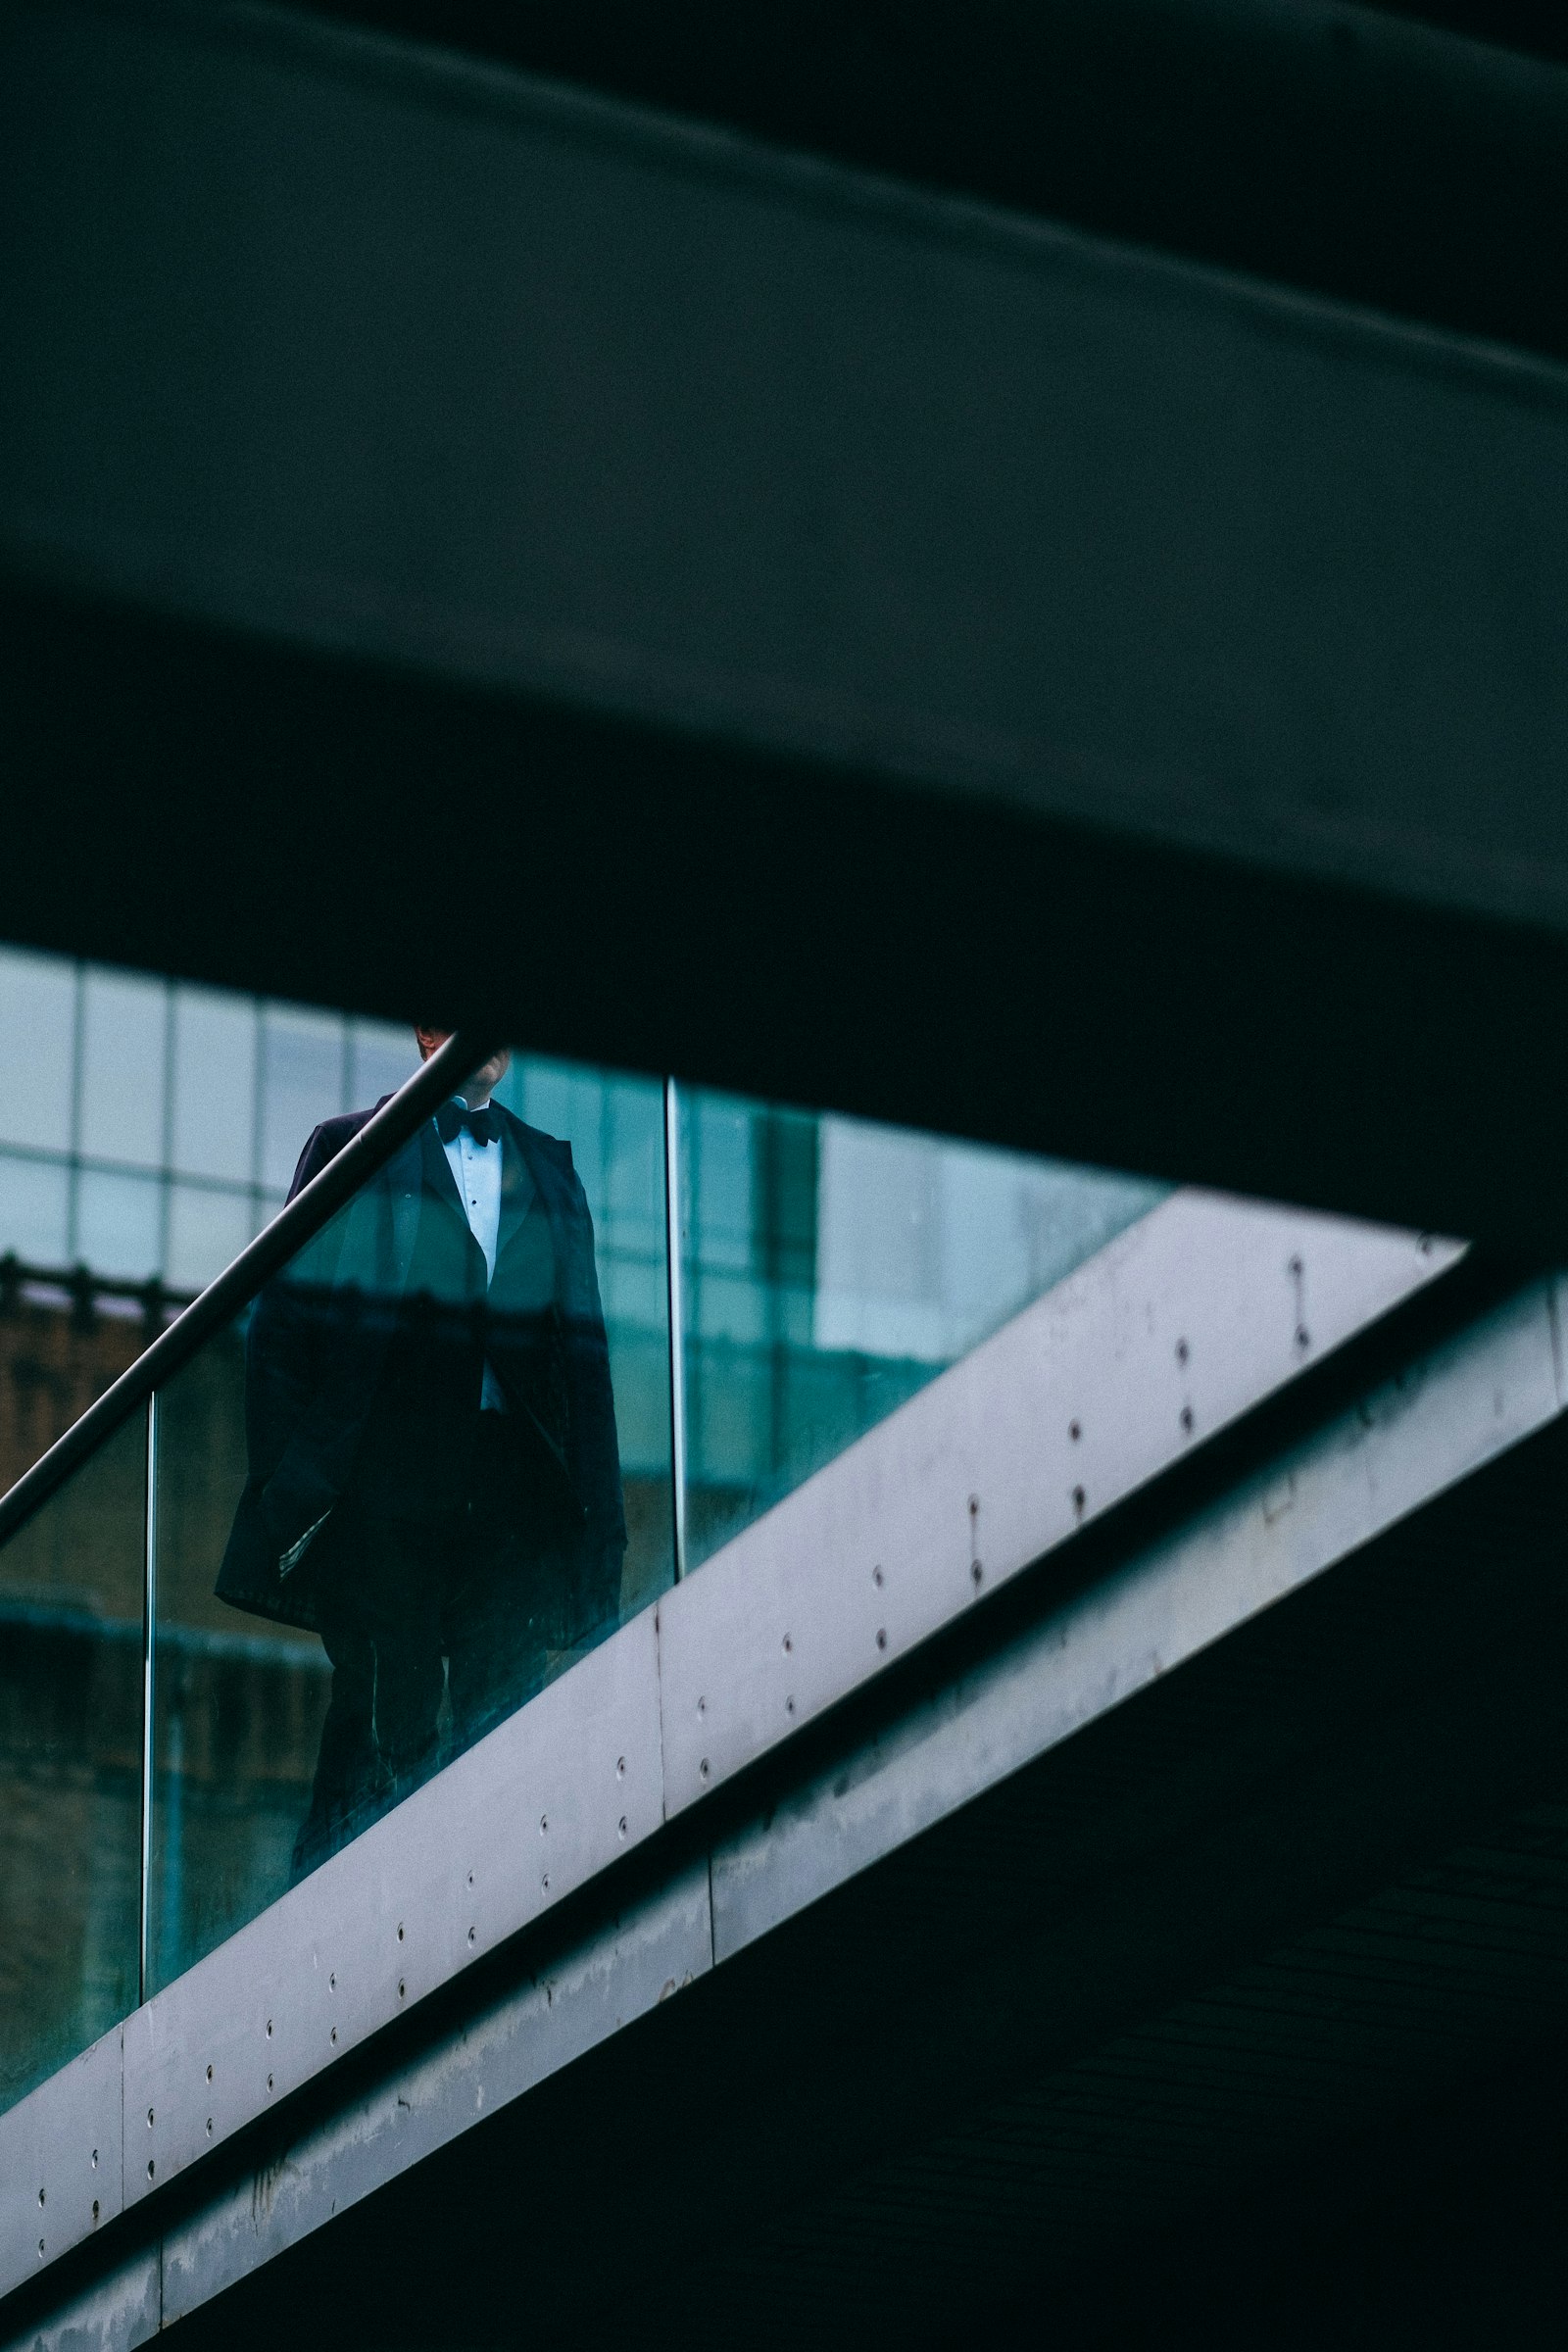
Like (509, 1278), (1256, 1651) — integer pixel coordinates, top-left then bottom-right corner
(437, 1101), (498, 1147)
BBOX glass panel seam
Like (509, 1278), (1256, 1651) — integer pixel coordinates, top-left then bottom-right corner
(663, 1077), (687, 1582)
(139, 1389), (158, 2006)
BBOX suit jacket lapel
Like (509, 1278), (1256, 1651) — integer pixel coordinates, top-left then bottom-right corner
(495, 1116), (542, 1268)
(416, 1106), (548, 1281)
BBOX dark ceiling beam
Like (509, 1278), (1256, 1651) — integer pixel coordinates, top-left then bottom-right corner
(5, 2), (1568, 1248)
(263, 0), (1568, 367)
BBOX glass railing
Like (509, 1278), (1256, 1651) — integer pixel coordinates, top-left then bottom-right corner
(675, 1088), (1164, 1569)
(147, 1049), (673, 1988)
(0, 1410), (144, 2114)
(0, 1025), (1171, 2112)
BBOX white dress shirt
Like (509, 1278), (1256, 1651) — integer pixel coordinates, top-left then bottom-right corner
(440, 1102), (508, 1413)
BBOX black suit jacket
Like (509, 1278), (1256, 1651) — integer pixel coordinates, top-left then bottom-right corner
(217, 1100), (626, 1639)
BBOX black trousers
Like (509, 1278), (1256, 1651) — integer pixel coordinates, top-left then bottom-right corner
(292, 1415), (567, 1882)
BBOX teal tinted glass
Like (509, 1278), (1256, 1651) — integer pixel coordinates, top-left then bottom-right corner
(149, 1047), (672, 1989)
(148, 1324), (328, 1990)
(679, 1092), (1167, 1570)
(0, 1409), (144, 2115)
(491, 1055), (672, 1620)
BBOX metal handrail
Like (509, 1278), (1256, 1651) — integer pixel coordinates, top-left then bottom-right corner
(0, 1027), (501, 1551)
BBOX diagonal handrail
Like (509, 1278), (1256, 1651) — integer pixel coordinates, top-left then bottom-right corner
(0, 1026), (502, 1550)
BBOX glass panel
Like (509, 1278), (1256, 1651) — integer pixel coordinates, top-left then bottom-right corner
(150, 1042), (673, 1987)
(171, 987), (258, 1185)
(0, 1409), (144, 2116)
(1, 1264), (154, 1500)
(498, 1054), (672, 1621)
(149, 1316), (321, 1989)
(78, 969), (168, 1170)
(0, 947), (77, 1155)
(0, 1149), (71, 1265)
(76, 1168), (164, 1281)
(680, 1090), (1167, 1569)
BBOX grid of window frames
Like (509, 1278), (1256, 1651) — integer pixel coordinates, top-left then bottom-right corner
(0, 947), (423, 1292)
(0, 948), (674, 1501)
(0, 943), (1163, 1558)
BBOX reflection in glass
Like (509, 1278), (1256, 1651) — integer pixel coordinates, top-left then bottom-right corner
(0, 1410), (144, 2116)
(150, 1044), (673, 1987)
(79, 970), (167, 1170)
(76, 1167), (163, 1282)
(680, 1092), (1166, 1568)
(0, 949), (77, 1155)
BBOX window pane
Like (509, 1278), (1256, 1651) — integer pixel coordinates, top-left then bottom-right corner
(0, 1151), (70, 1265)
(167, 1185), (254, 1293)
(76, 1168), (163, 1281)
(79, 969), (167, 1169)
(348, 1018), (416, 1111)
(0, 947), (76, 1153)
(259, 1006), (345, 1194)
(172, 987), (257, 1184)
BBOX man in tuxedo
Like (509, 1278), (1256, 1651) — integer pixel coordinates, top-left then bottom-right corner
(218, 1030), (626, 1878)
